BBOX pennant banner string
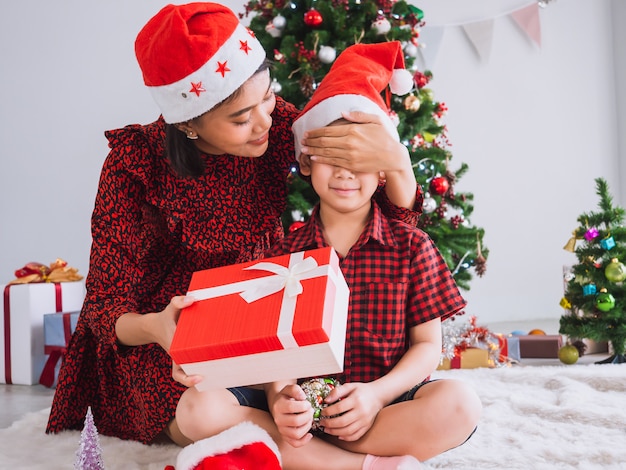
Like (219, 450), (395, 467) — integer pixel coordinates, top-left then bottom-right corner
(422, 1), (544, 28)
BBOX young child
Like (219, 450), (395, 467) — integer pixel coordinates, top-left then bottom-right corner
(263, 42), (482, 469)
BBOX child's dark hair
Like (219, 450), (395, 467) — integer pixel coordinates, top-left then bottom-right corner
(165, 60), (272, 177)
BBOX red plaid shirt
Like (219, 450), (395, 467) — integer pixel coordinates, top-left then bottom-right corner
(264, 201), (466, 384)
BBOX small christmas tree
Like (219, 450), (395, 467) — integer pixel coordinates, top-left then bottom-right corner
(560, 178), (626, 364)
(74, 407), (105, 470)
(241, 0), (487, 290)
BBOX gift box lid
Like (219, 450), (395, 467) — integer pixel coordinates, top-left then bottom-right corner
(170, 247), (346, 365)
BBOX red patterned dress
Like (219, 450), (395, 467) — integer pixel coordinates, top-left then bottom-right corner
(45, 97), (419, 443)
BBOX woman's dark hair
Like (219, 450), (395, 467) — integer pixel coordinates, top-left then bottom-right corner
(166, 59), (273, 177)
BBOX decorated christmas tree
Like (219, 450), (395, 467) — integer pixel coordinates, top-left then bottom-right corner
(74, 407), (105, 470)
(560, 178), (626, 364)
(241, 0), (487, 289)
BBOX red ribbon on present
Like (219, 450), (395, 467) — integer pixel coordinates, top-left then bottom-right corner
(3, 285), (12, 384)
(496, 333), (509, 363)
(39, 349), (64, 387)
(3, 283), (63, 385)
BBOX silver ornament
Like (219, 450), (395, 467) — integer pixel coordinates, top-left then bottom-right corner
(404, 42), (418, 58)
(273, 14), (287, 29)
(422, 197), (437, 213)
(270, 78), (282, 94)
(318, 46), (337, 64)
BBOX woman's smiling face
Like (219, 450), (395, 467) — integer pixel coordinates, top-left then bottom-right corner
(186, 70), (276, 157)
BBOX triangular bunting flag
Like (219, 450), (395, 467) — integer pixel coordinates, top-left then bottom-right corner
(511, 3), (542, 47)
(461, 19), (494, 62)
(417, 25), (445, 70)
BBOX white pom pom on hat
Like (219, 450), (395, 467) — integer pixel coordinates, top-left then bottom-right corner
(135, 3), (267, 124)
(292, 41), (414, 159)
(389, 69), (414, 96)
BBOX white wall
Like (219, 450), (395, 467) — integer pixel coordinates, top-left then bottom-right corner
(0, 0), (623, 325)
(613, 0), (626, 201)
(417, 0), (623, 323)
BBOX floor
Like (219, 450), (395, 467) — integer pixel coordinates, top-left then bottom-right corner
(0, 318), (612, 430)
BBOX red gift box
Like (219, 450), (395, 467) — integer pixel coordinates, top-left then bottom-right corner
(170, 247), (349, 391)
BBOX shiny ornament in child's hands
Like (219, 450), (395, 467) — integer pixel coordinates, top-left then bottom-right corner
(300, 378), (341, 432)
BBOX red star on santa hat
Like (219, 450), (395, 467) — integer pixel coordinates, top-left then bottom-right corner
(240, 40), (252, 54)
(215, 61), (230, 77)
(189, 82), (206, 97)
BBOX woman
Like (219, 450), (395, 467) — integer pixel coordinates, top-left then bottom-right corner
(45, 2), (419, 462)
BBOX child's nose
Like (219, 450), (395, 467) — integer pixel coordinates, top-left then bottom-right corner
(334, 166), (354, 178)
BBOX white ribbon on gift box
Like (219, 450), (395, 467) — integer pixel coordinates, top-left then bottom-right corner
(187, 251), (337, 349)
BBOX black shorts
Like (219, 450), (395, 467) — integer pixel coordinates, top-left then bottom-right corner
(227, 386), (269, 412)
(389, 379), (434, 405)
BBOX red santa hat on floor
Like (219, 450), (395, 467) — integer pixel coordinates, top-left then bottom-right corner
(165, 422), (281, 470)
(291, 41), (414, 159)
(135, 3), (266, 124)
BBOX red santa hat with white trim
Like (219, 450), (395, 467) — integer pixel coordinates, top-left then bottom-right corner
(164, 421), (282, 470)
(135, 3), (266, 124)
(291, 41), (414, 159)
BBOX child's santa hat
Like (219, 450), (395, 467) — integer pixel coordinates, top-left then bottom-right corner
(292, 41), (414, 159)
(166, 422), (281, 470)
(135, 3), (266, 124)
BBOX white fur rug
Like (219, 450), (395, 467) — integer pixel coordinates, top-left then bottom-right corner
(1, 364), (625, 470)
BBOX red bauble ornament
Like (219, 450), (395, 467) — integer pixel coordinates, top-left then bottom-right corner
(429, 176), (450, 195)
(413, 71), (430, 89)
(304, 8), (323, 27)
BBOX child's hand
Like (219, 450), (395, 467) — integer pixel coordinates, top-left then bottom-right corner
(320, 382), (384, 442)
(269, 384), (314, 448)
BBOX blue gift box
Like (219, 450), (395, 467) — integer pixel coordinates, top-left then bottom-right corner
(506, 335), (521, 362)
(40, 311), (80, 387)
(582, 283), (597, 296)
(600, 236), (616, 250)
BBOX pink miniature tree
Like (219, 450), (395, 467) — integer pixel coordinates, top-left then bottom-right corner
(74, 406), (105, 470)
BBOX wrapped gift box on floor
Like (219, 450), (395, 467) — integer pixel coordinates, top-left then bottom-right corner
(438, 348), (493, 370)
(40, 311), (80, 387)
(1, 282), (85, 385)
(440, 316), (515, 369)
(170, 247), (349, 391)
(519, 334), (563, 358)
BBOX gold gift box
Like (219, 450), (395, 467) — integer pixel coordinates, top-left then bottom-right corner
(437, 348), (494, 370)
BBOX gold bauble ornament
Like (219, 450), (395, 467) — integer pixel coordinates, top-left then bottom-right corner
(403, 94), (421, 112)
